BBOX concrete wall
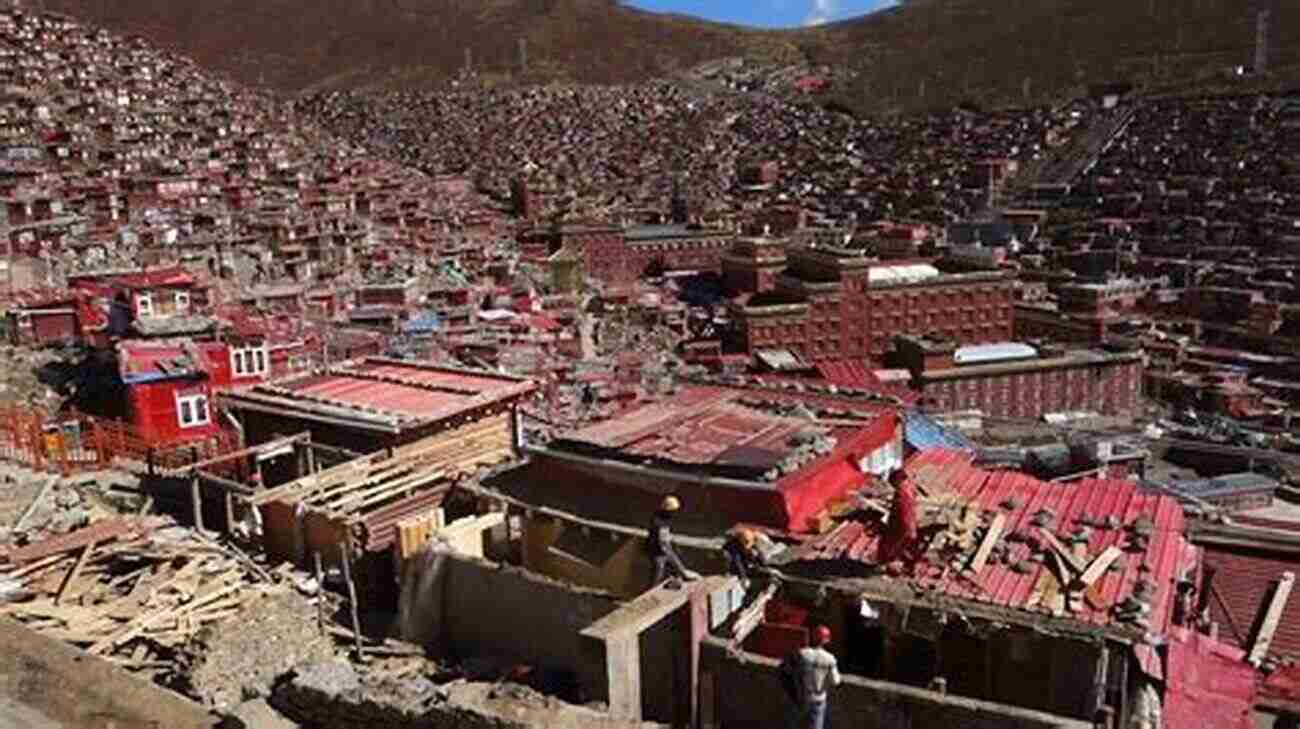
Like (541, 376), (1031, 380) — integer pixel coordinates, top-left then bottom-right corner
(700, 637), (1093, 729)
(410, 551), (622, 704)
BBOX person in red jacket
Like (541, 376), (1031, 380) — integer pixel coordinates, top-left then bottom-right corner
(877, 469), (918, 566)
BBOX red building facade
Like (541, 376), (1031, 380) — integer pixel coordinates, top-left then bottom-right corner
(911, 348), (1145, 418)
(517, 223), (735, 285)
(728, 249), (1015, 364)
(721, 236), (787, 296)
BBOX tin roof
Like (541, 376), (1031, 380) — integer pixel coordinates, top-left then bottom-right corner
(790, 448), (1197, 633)
(554, 386), (885, 483)
(223, 357), (535, 432)
(1202, 539), (1300, 660)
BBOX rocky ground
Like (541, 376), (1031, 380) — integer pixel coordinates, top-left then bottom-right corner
(189, 587), (338, 713)
(0, 465), (140, 547)
(0, 345), (67, 407)
(271, 660), (666, 729)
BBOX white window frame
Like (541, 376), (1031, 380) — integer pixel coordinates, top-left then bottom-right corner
(136, 292), (153, 318)
(174, 290), (190, 312)
(176, 393), (210, 428)
(230, 345), (269, 377)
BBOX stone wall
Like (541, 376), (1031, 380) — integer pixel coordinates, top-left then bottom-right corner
(270, 661), (664, 729)
(700, 637), (1094, 729)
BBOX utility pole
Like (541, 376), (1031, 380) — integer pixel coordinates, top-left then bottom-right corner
(1255, 9), (1271, 73)
(518, 38), (528, 73)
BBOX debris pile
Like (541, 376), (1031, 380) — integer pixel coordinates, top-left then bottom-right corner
(0, 519), (272, 685)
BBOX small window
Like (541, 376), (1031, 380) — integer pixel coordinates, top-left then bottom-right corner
(136, 293), (153, 317)
(230, 346), (268, 377)
(177, 394), (210, 428)
(175, 291), (190, 311)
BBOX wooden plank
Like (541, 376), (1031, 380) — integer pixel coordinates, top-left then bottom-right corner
(313, 551), (325, 635)
(1047, 550), (1068, 617)
(169, 433), (308, 474)
(729, 581), (779, 641)
(340, 540), (364, 660)
(965, 514), (1006, 575)
(1249, 571), (1295, 666)
(3, 551), (75, 580)
(88, 580), (242, 655)
(1078, 546), (1123, 588)
(54, 542), (95, 606)
(1038, 528), (1086, 575)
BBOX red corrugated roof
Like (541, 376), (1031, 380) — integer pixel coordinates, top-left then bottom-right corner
(1202, 543), (1300, 660)
(1165, 627), (1258, 729)
(96, 266), (195, 290)
(794, 448), (1196, 631)
(234, 358), (535, 426)
(810, 360), (921, 406)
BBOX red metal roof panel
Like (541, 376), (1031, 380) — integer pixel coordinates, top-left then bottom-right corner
(792, 449), (1195, 631)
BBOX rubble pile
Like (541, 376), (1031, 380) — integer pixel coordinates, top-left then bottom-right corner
(0, 519), (273, 686)
(272, 660), (665, 729)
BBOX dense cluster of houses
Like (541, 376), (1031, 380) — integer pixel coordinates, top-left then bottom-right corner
(3, 3), (1300, 729)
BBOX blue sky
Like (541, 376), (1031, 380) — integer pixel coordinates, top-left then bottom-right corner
(627, 0), (895, 28)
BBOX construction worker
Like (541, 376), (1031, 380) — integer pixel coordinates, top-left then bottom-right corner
(723, 526), (769, 585)
(877, 468), (919, 567)
(780, 625), (841, 729)
(647, 495), (698, 586)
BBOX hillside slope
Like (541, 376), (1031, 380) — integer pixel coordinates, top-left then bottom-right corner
(37, 0), (804, 92)
(39, 0), (1298, 109)
(803, 0), (1297, 111)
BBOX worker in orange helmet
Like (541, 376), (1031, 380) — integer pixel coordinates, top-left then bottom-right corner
(647, 495), (698, 587)
(780, 624), (841, 729)
(723, 526), (771, 587)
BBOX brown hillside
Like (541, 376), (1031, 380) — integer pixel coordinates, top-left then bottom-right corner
(803, 0), (1298, 111)
(36, 0), (804, 92)
(38, 0), (1299, 109)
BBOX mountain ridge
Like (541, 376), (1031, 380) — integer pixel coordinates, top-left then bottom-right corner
(37, 0), (1299, 110)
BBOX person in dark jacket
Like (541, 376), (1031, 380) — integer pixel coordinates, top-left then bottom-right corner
(723, 527), (770, 585)
(647, 495), (698, 586)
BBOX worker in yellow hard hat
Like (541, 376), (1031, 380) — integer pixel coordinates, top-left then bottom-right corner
(724, 526), (771, 586)
(647, 495), (698, 587)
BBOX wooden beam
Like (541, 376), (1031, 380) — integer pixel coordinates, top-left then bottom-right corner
(198, 471), (256, 496)
(54, 542), (95, 606)
(1038, 527), (1086, 575)
(190, 474), (204, 533)
(1249, 571), (1295, 666)
(1078, 546), (1123, 588)
(730, 581), (779, 641)
(341, 539), (364, 661)
(313, 551), (325, 636)
(966, 514), (1006, 575)
(167, 433), (309, 475)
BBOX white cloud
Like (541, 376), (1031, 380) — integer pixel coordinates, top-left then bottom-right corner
(804, 0), (836, 25)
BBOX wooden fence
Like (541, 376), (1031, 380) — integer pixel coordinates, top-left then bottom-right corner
(0, 404), (239, 477)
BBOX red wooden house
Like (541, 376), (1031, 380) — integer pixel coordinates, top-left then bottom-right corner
(3, 288), (106, 347)
(69, 266), (204, 322)
(117, 340), (222, 446)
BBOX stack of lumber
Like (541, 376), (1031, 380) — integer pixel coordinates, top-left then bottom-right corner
(0, 517), (267, 681)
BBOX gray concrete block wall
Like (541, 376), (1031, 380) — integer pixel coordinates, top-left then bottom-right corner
(700, 638), (1093, 729)
(440, 555), (621, 702)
